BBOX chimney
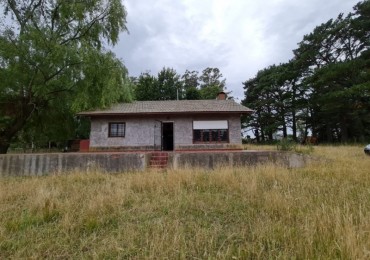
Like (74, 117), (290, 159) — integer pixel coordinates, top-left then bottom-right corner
(216, 91), (226, 100)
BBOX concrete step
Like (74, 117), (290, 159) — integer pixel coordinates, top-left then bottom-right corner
(150, 157), (168, 162)
(151, 152), (168, 157)
(149, 152), (169, 169)
(150, 160), (168, 166)
(151, 155), (169, 159)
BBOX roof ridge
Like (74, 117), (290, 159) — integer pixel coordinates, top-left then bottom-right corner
(78, 99), (252, 116)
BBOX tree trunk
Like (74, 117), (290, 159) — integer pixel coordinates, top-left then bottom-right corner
(292, 110), (297, 142)
(268, 131), (273, 141)
(254, 129), (260, 143)
(340, 116), (348, 143)
(0, 101), (35, 154)
(0, 134), (14, 154)
(326, 125), (333, 143)
(282, 117), (288, 138)
(291, 81), (297, 142)
(0, 142), (10, 154)
(261, 128), (266, 142)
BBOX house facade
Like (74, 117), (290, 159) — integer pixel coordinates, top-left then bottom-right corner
(78, 94), (252, 152)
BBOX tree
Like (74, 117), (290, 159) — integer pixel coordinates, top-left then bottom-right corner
(134, 67), (229, 101)
(157, 67), (183, 100)
(294, 2), (369, 142)
(0, 0), (131, 153)
(134, 68), (183, 101)
(199, 67), (227, 99)
(243, 0), (370, 143)
(134, 72), (158, 101)
(181, 70), (199, 90)
(185, 87), (201, 100)
(199, 67), (226, 89)
(243, 66), (282, 142)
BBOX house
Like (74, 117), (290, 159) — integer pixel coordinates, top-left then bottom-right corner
(78, 93), (252, 152)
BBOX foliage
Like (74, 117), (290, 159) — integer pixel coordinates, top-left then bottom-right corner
(182, 70), (199, 89)
(0, 0), (131, 153)
(199, 67), (228, 99)
(199, 67), (226, 90)
(134, 72), (159, 101)
(134, 68), (183, 101)
(242, 0), (370, 143)
(185, 86), (201, 100)
(276, 137), (296, 151)
(133, 67), (229, 101)
(157, 67), (183, 100)
(0, 146), (369, 258)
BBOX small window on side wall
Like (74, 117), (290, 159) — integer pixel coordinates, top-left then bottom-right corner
(109, 122), (125, 137)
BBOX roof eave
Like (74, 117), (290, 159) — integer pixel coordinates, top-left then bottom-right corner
(77, 111), (253, 117)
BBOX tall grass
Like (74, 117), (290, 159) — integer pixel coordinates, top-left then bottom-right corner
(0, 146), (369, 258)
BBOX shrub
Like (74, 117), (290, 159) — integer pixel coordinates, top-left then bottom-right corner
(276, 138), (296, 151)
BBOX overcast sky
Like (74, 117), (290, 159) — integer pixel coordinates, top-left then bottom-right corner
(113, 0), (360, 101)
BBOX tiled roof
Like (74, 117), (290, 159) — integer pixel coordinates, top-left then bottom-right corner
(78, 100), (252, 116)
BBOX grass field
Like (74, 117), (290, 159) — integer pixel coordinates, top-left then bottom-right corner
(1, 145), (369, 259)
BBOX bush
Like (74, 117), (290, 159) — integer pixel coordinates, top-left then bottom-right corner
(276, 138), (296, 151)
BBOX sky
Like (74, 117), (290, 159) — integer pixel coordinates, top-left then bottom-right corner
(113, 0), (360, 102)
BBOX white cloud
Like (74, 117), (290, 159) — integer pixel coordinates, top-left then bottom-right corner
(115, 0), (360, 100)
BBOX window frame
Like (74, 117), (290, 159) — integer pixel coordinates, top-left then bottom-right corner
(192, 120), (229, 144)
(108, 122), (126, 138)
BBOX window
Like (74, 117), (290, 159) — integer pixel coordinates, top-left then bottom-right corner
(108, 122), (125, 137)
(193, 120), (229, 143)
(193, 129), (229, 143)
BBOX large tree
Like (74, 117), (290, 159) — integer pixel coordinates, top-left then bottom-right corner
(293, 1), (370, 142)
(243, 0), (370, 143)
(182, 70), (199, 89)
(134, 68), (183, 101)
(133, 67), (229, 101)
(199, 67), (227, 99)
(157, 67), (184, 100)
(134, 72), (159, 101)
(0, 0), (131, 153)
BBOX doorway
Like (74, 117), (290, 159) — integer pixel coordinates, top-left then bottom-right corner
(162, 122), (174, 151)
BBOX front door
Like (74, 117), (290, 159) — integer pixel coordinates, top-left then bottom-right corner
(162, 122), (174, 151)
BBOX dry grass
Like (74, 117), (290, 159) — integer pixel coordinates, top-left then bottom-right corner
(245, 144), (277, 151)
(1, 146), (370, 259)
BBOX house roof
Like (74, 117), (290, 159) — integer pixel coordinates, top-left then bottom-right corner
(78, 100), (253, 116)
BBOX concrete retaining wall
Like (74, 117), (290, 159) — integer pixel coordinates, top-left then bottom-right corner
(0, 151), (310, 177)
(0, 153), (146, 176)
(171, 151), (309, 169)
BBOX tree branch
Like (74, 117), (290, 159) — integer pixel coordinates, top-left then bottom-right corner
(6, 0), (23, 26)
(59, 6), (110, 45)
(43, 61), (82, 83)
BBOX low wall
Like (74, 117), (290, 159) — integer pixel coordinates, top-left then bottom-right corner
(0, 151), (310, 177)
(175, 144), (243, 151)
(0, 153), (146, 176)
(171, 151), (309, 169)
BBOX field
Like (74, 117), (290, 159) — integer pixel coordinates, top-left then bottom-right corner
(0, 145), (369, 259)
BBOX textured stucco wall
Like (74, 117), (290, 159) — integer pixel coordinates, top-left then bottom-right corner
(90, 115), (243, 151)
(90, 118), (155, 148)
(173, 117), (192, 146)
(228, 116), (242, 144)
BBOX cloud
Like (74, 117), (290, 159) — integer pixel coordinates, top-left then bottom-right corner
(114, 0), (359, 100)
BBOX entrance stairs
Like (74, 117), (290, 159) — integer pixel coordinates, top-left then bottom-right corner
(149, 152), (169, 169)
